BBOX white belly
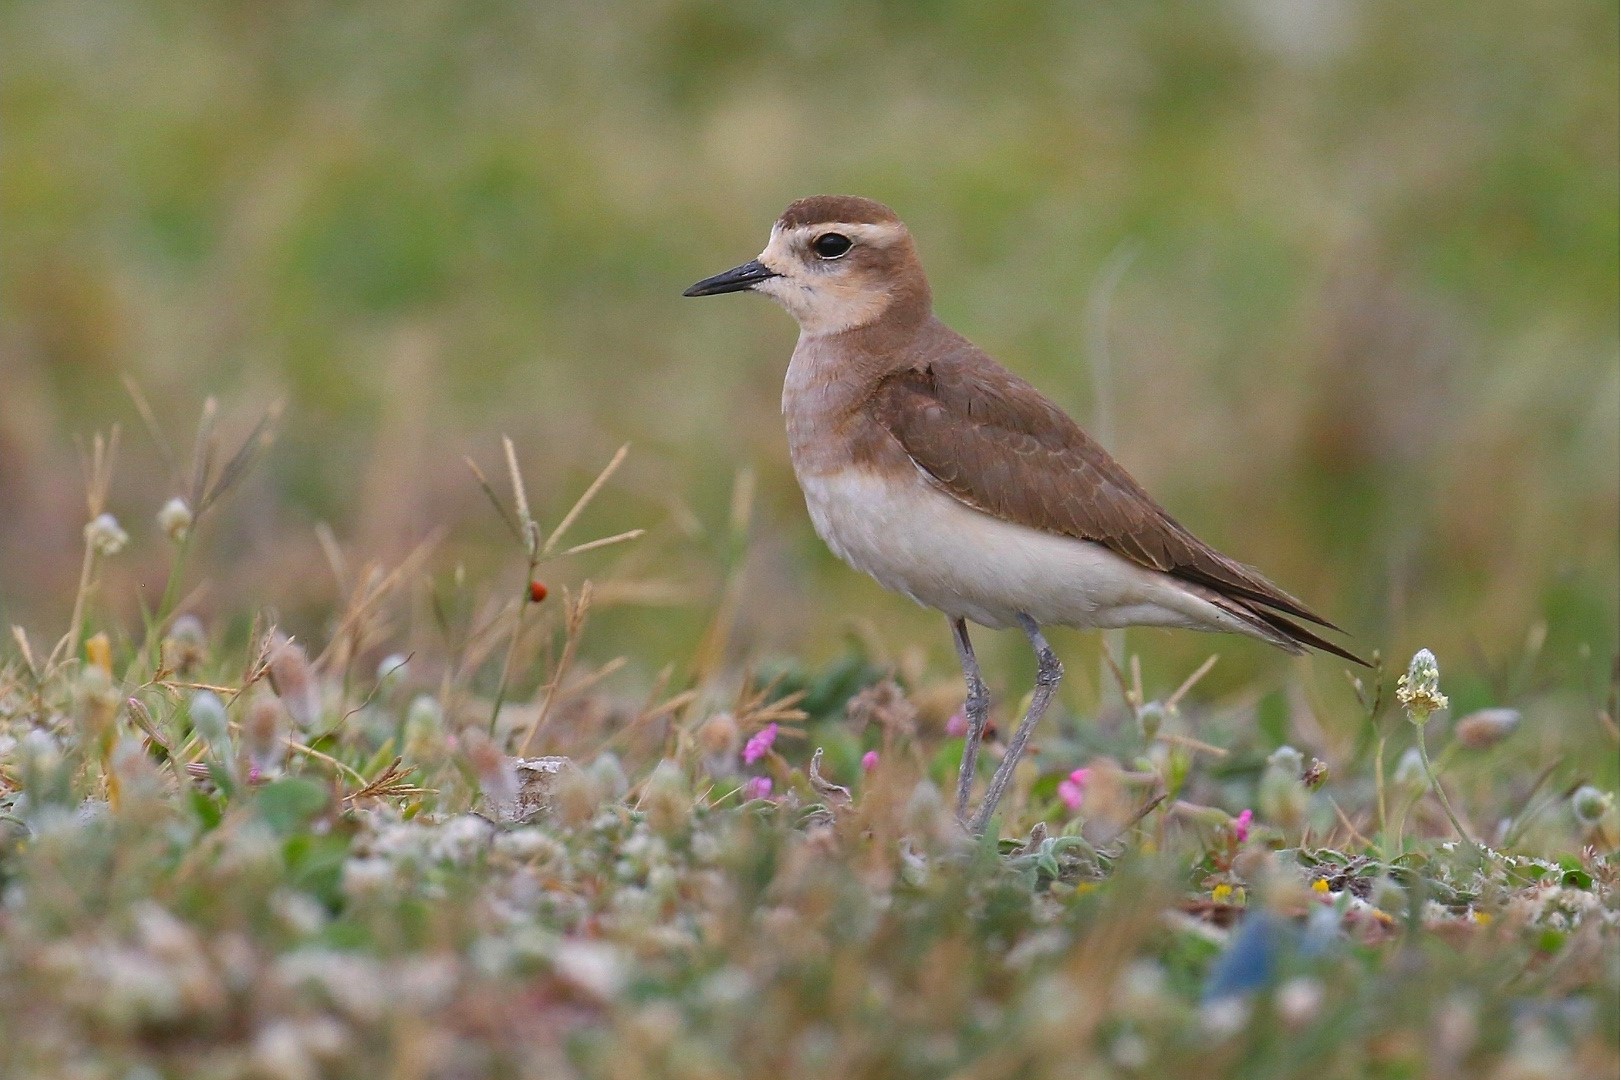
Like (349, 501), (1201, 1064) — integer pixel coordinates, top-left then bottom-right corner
(797, 467), (1254, 634)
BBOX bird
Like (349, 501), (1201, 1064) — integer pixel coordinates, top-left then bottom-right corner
(684, 195), (1365, 835)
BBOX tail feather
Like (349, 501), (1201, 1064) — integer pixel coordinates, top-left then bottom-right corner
(1179, 560), (1344, 632)
(1209, 592), (1370, 667)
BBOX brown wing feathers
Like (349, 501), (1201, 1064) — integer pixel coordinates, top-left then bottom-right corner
(868, 355), (1366, 665)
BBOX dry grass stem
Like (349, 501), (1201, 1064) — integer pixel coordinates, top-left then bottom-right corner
(542, 443), (629, 557)
(518, 581), (593, 755)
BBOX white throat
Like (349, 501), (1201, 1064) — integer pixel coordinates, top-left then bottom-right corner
(752, 223), (898, 337)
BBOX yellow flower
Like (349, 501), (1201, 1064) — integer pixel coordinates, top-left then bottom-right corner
(1311, 878), (1331, 894)
(85, 633), (113, 676)
(1212, 883), (1233, 903)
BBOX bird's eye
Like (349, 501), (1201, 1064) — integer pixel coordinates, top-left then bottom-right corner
(811, 233), (853, 260)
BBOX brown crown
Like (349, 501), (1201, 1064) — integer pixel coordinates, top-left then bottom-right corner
(777, 195), (902, 230)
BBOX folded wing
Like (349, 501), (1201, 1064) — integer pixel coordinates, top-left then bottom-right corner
(865, 350), (1366, 665)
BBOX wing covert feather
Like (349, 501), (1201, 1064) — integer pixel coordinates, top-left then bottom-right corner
(866, 356), (1339, 630)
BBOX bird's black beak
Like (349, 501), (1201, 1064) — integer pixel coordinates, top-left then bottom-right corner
(683, 259), (778, 297)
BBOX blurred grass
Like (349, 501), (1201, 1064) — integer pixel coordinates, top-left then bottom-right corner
(0, 0), (1615, 707)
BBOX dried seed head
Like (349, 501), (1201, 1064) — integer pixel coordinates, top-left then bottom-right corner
(1302, 758), (1329, 790)
(85, 513), (129, 556)
(903, 779), (958, 848)
(21, 729), (63, 775)
(242, 691), (287, 778)
(642, 760), (691, 835)
(404, 694), (443, 738)
(75, 665), (121, 746)
(265, 632), (321, 731)
(1266, 745), (1304, 774)
(1571, 785), (1613, 829)
(1137, 701), (1166, 742)
(1452, 708), (1520, 750)
(1397, 649), (1448, 723)
(586, 752), (629, 800)
(461, 728), (519, 819)
(1258, 746), (1308, 829)
(845, 678), (918, 739)
(552, 763), (606, 827)
(190, 690), (230, 750)
(157, 497), (192, 542)
(162, 615), (208, 676)
(697, 712), (741, 760)
(111, 736), (165, 806)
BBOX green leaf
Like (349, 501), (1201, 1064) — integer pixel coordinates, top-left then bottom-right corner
(1561, 866), (1594, 889)
(255, 777), (329, 834)
(284, 832), (352, 909)
(188, 787), (224, 830)
(1257, 690), (1289, 748)
(930, 739), (968, 788)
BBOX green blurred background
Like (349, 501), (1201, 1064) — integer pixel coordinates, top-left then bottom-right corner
(2, 0), (1615, 703)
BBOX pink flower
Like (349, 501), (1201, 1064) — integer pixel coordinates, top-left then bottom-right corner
(743, 776), (773, 801)
(1233, 808), (1254, 842)
(945, 710), (968, 737)
(742, 723), (778, 765)
(1057, 768), (1091, 813)
(861, 750), (879, 772)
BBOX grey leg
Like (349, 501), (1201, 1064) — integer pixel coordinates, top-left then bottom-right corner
(968, 614), (1062, 836)
(950, 617), (991, 822)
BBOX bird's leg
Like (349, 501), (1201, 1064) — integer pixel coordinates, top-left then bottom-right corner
(949, 617), (991, 823)
(968, 614), (1062, 836)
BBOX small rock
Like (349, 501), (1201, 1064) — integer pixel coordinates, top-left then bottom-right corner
(479, 756), (570, 823)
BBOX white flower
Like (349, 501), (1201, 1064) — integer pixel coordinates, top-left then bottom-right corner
(1200, 996), (1252, 1039)
(551, 940), (627, 1003)
(1110, 1030), (1150, 1070)
(1275, 977), (1324, 1028)
(341, 857), (396, 898)
(1397, 649), (1449, 721)
(189, 690), (230, 749)
(1571, 785), (1612, 827)
(85, 513), (129, 556)
(157, 497), (192, 542)
(274, 949), (387, 1023)
(430, 815), (494, 864)
(493, 827), (563, 863)
(271, 890), (328, 936)
(376, 653), (410, 687)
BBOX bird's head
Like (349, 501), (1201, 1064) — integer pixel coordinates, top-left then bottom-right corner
(684, 195), (931, 337)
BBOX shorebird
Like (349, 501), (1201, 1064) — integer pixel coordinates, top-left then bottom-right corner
(685, 195), (1364, 834)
